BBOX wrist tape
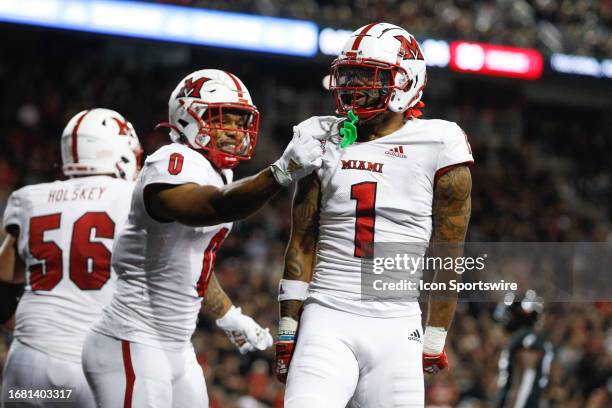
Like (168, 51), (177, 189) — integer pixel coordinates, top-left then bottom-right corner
(423, 326), (447, 355)
(278, 316), (298, 340)
(278, 279), (309, 302)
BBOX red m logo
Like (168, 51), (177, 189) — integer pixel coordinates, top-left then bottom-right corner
(394, 35), (424, 61)
(176, 77), (210, 99)
(111, 117), (129, 135)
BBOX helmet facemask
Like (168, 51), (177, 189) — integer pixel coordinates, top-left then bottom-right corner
(183, 100), (260, 170)
(330, 60), (407, 122)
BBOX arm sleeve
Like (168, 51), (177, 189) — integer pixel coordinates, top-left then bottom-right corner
(436, 123), (474, 172)
(3, 191), (23, 234)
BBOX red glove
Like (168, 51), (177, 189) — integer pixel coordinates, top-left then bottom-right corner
(423, 349), (449, 373)
(274, 339), (295, 383)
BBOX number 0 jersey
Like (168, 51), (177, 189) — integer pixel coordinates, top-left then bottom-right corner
(2, 176), (134, 363)
(93, 143), (233, 351)
(309, 118), (474, 317)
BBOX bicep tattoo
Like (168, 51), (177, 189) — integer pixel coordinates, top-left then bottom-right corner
(283, 175), (320, 281)
(433, 166), (472, 242)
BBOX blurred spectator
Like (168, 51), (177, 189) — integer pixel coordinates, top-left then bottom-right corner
(152, 0), (612, 57)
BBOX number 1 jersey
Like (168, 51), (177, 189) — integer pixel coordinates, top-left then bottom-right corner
(93, 143), (233, 351)
(310, 118), (474, 317)
(2, 176), (134, 363)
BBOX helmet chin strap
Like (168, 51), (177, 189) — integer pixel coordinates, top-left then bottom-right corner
(208, 149), (240, 170)
(154, 122), (186, 140)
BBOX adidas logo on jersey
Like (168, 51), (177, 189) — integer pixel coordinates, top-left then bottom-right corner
(408, 329), (422, 343)
(385, 146), (407, 159)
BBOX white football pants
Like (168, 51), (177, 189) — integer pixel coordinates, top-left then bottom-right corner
(1, 338), (95, 408)
(284, 301), (424, 408)
(81, 331), (207, 408)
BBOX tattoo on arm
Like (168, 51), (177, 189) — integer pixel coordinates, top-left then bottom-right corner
(201, 273), (232, 319)
(427, 165), (472, 328)
(284, 248), (304, 281)
(283, 174), (320, 281)
(280, 174), (320, 320)
(432, 165), (472, 243)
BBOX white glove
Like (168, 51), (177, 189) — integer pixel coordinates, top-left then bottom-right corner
(270, 116), (341, 186)
(216, 306), (273, 354)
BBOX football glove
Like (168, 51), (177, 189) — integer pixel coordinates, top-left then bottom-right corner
(423, 326), (449, 373)
(423, 349), (449, 373)
(216, 306), (273, 355)
(274, 316), (298, 383)
(270, 116), (340, 186)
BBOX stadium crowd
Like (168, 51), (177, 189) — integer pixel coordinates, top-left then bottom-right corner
(152, 0), (612, 58)
(0, 25), (611, 407)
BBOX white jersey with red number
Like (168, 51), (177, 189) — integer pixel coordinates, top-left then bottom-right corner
(2, 176), (134, 363)
(93, 143), (233, 351)
(309, 118), (474, 317)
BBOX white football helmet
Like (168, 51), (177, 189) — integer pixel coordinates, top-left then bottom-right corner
(158, 69), (260, 170)
(330, 22), (427, 121)
(61, 108), (142, 180)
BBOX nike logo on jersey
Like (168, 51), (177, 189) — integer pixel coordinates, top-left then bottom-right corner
(341, 159), (384, 173)
(385, 146), (407, 159)
(408, 329), (422, 343)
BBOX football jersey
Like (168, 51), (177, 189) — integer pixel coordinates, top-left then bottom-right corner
(496, 328), (554, 408)
(2, 176), (134, 363)
(309, 118), (474, 317)
(93, 143), (233, 351)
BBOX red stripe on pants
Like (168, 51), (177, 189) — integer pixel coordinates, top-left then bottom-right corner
(122, 340), (135, 408)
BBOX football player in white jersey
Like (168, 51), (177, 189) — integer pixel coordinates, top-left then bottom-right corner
(275, 23), (474, 407)
(82, 69), (329, 408)
(0, 108), (142, 407)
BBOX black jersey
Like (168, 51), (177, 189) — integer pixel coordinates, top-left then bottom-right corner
(496, 328), (554, 408)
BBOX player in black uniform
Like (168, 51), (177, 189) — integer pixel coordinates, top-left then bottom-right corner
(493, 291), (554, 408)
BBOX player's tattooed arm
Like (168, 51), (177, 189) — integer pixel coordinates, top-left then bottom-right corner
(427, 165), (472, 329)
(201, 273), (233, 319)
(280, 173), (321, 321)
(146, 168), (285, 226)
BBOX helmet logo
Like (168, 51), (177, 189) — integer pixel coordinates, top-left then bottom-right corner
(394, 35), (424, 61)
(111, 117), (129, 135)
(176, 77), (210, 99)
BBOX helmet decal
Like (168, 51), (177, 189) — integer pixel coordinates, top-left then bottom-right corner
(394, 35), (424, 61)
(70, 110), (90, 163)
(110, 117), (130, 135)
(176, 77), (211, 99)
(350, 22), (380, 51)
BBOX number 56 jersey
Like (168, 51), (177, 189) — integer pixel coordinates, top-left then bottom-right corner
(2, 175), (135, 363)
(309, 118), (474, 318)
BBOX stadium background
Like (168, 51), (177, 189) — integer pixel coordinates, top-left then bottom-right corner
(1, 0), (611, 407)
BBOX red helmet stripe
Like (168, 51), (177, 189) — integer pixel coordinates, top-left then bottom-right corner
(351, 22), (379, 50)
(71, 110), (90, 163)
(224, 71), (244, 99)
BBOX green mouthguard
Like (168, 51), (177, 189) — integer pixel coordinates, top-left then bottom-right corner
(339, 110), (359, 148)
